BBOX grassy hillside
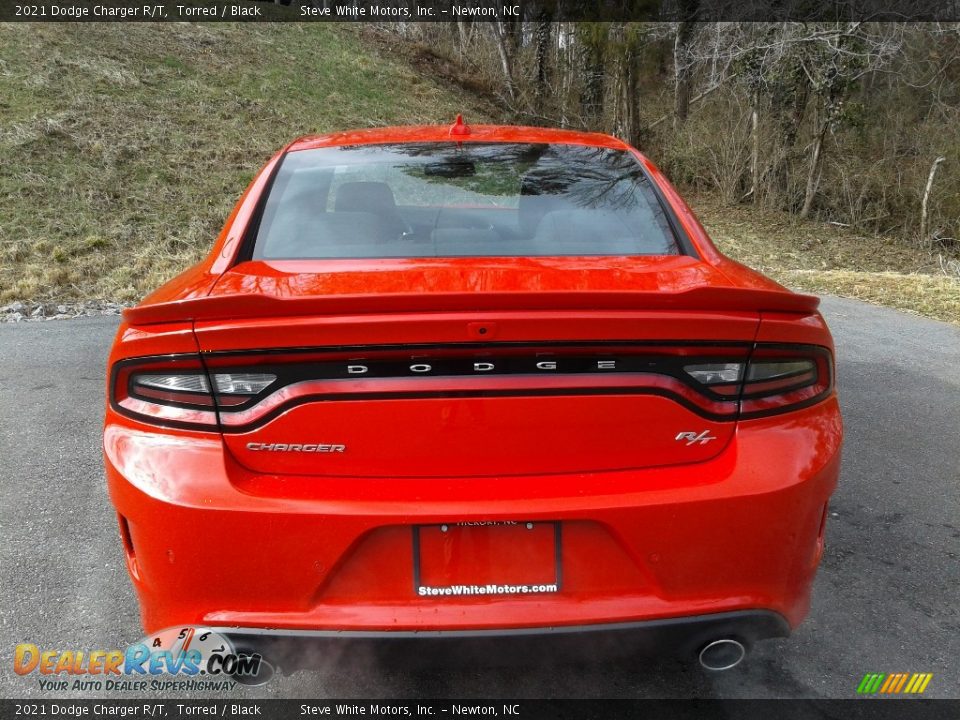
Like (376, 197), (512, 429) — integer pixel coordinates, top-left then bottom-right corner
(0, 23), (490, 303)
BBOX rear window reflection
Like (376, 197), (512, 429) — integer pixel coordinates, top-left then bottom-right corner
(253, 143), (681, 259)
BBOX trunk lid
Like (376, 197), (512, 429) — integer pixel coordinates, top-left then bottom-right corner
(157, 257), (813, 478)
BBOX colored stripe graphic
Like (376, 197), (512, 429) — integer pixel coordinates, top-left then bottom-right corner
(857, 673), (933, 694)
(857, 674), (885, 694)
(910, 674), (933, 694)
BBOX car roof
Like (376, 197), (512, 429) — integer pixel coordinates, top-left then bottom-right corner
(288, 124), (632, 153)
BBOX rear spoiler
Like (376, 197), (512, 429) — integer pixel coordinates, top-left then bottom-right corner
(123, 287), (820, 326)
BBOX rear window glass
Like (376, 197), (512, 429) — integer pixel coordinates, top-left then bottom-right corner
(252, 143), (681, 260)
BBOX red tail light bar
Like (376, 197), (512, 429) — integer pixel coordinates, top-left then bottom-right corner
(111, 355), (219, 430)
(739, 345), (834, 419)
(109, 343), (834, 432)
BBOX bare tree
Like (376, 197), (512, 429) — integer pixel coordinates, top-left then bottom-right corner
(920, 155), (946, 243)
(534, 10), (553, 114)
(490, 19), (517, 101)
(672, 0), (700, 126)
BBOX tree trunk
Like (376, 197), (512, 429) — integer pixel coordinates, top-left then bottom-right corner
(557, 22), (574, 128)
(490, 21), (516, 101)
(800, 108), (829, 219)
(626, 63), (641, 147)
(672, 0), (699, 126)
(673, 36), (692, 124)
(456, 21), (469, 59)
(749, 90), (760, 203)
(767, 64), (810, 207)
(534, 12), (553, 116)
(920, 156), (946, 243)
(619, 30), (642, 148)
(579, 27), (607, 127)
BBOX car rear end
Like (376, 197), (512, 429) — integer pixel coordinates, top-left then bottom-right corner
(103, 127), (842, 667)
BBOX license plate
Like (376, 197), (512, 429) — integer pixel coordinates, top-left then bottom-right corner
(413, 521), (561, 597)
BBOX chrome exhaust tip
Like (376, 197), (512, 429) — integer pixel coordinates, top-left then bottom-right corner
(698, 638), (746, 671)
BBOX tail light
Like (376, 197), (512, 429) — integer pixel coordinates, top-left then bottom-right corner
(110, 355), (219, 430)
(682, 362), (744, 397)
(683, 345), (832, 417)
(738, 345), (833, 418)
(211, 372), (277, 407)
(110, 355), (280, 430)
(110, 343), (833, 431)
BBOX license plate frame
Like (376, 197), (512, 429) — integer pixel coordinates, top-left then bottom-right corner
(412, 521), (562, 597)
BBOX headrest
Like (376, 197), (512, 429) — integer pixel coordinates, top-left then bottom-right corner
(334, 181), (398, 213)
(517, 174), (573, 238)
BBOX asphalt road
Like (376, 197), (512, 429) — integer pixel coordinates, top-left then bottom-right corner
(0, 296), (957, 700)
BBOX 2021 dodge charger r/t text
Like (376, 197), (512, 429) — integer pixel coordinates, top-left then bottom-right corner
(103, 120), (842, 671)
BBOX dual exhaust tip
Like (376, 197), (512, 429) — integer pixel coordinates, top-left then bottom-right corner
(698, 638), (747, 671)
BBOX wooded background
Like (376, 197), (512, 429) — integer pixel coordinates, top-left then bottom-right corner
(386, 20), (959, 251)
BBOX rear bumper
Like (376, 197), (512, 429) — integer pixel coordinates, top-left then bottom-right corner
(104, 397), (842, 639)
(216, 610), (789, 669)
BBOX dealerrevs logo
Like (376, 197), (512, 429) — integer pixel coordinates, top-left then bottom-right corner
(14, 626), (271, 689)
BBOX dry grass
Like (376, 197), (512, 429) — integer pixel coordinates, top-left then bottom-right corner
(0, 22), (491, 303)
(774, 270), (960, 324)
(695, 195), (960, 325)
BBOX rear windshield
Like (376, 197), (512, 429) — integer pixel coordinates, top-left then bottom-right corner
(251, 142), (681, 260)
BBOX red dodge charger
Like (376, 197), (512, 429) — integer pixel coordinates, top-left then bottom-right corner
(103, 120), (842, 671)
